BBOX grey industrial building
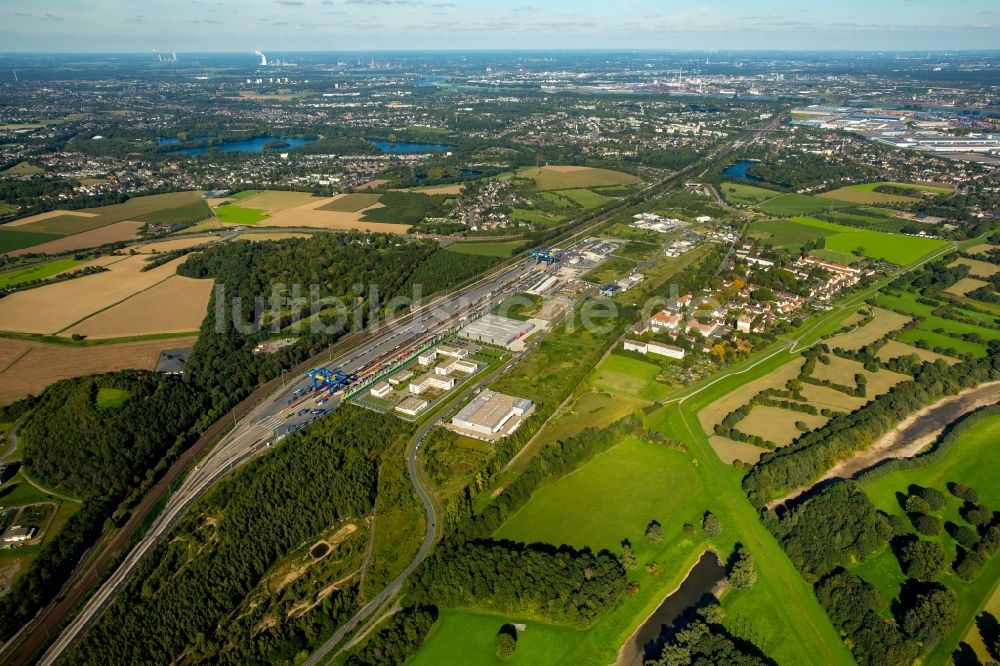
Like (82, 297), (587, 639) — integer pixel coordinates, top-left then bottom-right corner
(458, 314), (534, 348)
(451, 390), (534, 439)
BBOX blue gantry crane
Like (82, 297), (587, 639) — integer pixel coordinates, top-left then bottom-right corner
(305, 368), (355, 392)
(530, 249), (561, 265)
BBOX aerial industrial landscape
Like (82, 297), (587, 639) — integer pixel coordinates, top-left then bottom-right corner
(0, 5), (999, 665)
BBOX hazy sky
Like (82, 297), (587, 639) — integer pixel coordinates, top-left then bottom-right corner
(1, 0), (998, 52)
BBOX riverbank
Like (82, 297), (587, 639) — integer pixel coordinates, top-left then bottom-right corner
(770, 380), (1000, 509)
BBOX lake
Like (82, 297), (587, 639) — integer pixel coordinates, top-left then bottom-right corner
(721, 159), (765, 183)
(160, 136), (316, 156)
(366, 139), (453, 154)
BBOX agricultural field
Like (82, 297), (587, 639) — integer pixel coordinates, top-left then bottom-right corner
(950, 257), (999, 278)
(966, 244), (998, 256)
(214, 204), (267, 225)
(876, 291), (1000, 356)
(824, 307), (912, 350)
(518, 166), (641, 191)
(751, 216), (949, 265)
(697, 357), (806, 435)
(129, 237), (218, 254)
(62, 275), (212, 339)
(0, 335), (196, 405)
(860, 411), (1000, 665)
(0, 258), (87, 288)
(945, 277), (989, 296)
(0, 192), (212, 256)
(876, 339), (958, 365)
(318, 193), (383, 212)
(737, 405), (829, 447)
(445, 240), (525, 258)
(234, 232), (313, 242)
(0, 255), (195, 335)
(810, 356), (909, 394)
(818, 186), (920, 205)
(228, 190), (319, 211)
(589, 353), (671, 403)
(757, 193), (853, 216)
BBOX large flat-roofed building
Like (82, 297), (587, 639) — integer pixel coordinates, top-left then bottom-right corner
(409, 373), (456, 395)
(435, 357), (478, 376)
(370, 381), (392, 398)
(394, 396), (429, 417)
(2, 525), (36, 544)
(155, 348), (193, 375)
(451, 390), (534, 439)
(459, 314), (534, 349)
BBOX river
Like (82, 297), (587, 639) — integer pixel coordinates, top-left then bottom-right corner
(771, 380), (1000, 509)
(615, 551), (727, 666)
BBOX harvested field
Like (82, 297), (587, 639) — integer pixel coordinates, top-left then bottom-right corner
(945, 277), (989, 296)
(4, 210), (98, 229)
(318, 193), (383, 212)
(177, 219), (223, 234)
(130, 237), (218, 254)
(824, 307), (911, 350)
(798, 383), (867, 411)
(738, 405), (829, 447)
(876, 340), (958, 365)
(697, 357), (805, 434)
(518, 166), (640, 191)
(0, 255), (189, 334)
(7, 221), (143, 257)
(63, 275), (212, 339)
(233, 190), (319, 212)
(709, 435), (766, 465)
(966, 244), (997, 255)
(235, 232), (313, 242)
(0, 336), (197, 405)
(356, 179), (388, 190)
(810, 355), (865, 385)
(950, 257), (999, 278)
(263, 204), (407, 233)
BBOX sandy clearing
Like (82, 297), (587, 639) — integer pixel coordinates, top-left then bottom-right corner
(262, 207), (409, 233)
(4, 210), (98, 228)
(0, 256), (188, 334)
(950, 258), (999, 278)
(0, 336), (197, 405)
(945, 277), (989, 296)
(129, 237), (218, 254)
(62, 275), (213, 339)
(7, 220), (143, 257)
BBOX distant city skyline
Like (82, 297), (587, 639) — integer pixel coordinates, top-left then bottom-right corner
(1, 0), (998, 53)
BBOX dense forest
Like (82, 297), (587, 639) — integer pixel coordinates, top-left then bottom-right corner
(409, 540), (626, 625)
(64, 407), (414, 665)
(19, 372), (205, 499)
